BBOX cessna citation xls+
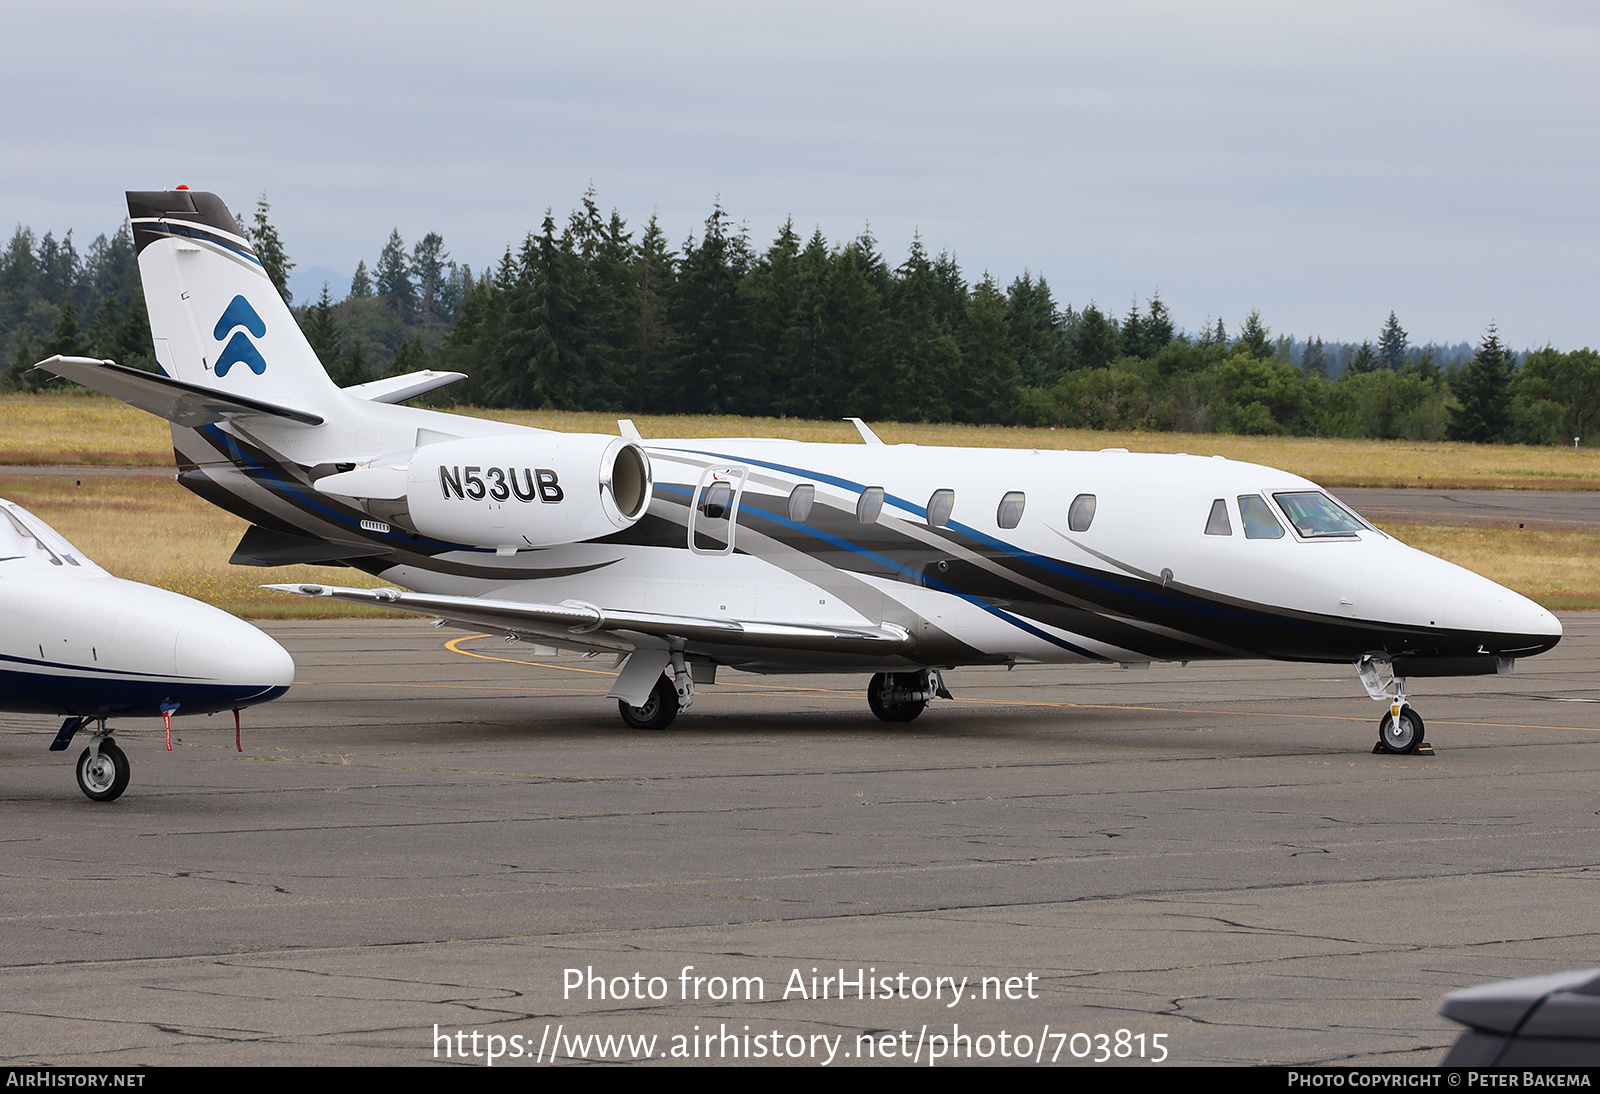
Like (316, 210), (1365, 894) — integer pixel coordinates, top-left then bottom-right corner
(36, 188), (1560, 753)
(0, 497), (293, 800)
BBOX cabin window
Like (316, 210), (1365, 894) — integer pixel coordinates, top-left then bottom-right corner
(1237, 494), (1285, 539)
(1273, 491), (1365, 538)
(788, 484), (815, 522)
(857, 486), (885, 524)
(997, 491), (1026, 530)
(926, 489), (955, 529)
(1068, 493), (1096, 532)
(700, 481), (733, 520)
(1205, 498), (1232, 536)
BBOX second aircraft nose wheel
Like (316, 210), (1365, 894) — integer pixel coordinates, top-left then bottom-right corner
(1377, 707), (1426, 754)
(76, 739), (130, 802)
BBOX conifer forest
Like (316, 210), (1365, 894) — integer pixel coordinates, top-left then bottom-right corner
(4, 192), (1596, 448)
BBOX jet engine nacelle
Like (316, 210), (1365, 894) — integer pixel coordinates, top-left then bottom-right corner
(317, 434), (653, 550)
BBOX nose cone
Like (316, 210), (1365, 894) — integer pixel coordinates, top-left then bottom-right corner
(174, 615), (295, 706)
(1496, 588), (1563, 654)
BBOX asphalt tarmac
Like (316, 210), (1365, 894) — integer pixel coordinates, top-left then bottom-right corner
(3, 616), (1599, 1067)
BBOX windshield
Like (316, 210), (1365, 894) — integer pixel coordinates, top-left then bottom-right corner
(1273, 491), (1367, 538)
(0, 502), (87, 567)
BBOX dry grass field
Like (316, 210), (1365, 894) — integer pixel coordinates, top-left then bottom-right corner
(2, 393), (1596, 612)
(0, 473), (386, 618)
(7, 392), (1600, 488)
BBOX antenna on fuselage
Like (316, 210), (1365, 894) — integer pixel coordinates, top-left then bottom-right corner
(844, 417), (884, 445)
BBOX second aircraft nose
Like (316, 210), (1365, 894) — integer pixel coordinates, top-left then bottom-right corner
(173, 614), (295, 703)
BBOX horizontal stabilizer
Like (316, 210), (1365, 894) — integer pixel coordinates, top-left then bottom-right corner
(265, 583), (915, 654)
(342, 369), (466, 405)
(230, 525), (391, 567)
(34, 356), (324, 427)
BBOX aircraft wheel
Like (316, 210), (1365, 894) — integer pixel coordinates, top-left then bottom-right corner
(77, 740), (130, 802)
(618, 675), (681, 731)
(1378, 707), (1425, 754)
(867, 672), (927, 723)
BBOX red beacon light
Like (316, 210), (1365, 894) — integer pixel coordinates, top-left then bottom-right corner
(175, 184), (190, 190)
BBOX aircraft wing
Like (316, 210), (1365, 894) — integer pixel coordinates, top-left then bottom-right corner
(34, 356), (324, 427)
(265, 583), (915, 655)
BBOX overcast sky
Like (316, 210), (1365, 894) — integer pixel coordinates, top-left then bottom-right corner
(3, 0), (1596, 349)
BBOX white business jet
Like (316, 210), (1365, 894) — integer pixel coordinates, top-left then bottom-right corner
(35, 188), (1560, 754)
(0, 496), (293, 800)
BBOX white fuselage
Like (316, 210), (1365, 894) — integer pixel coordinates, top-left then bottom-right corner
(0, 500), (294, 717)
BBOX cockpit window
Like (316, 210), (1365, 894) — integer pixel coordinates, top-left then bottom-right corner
(1273, 491), (1366, 538)
(1237, 495), (1285, 539)
(1204, 498), (1232, 536)
(1068, 493), (1096, 532)
(0, 507), (74, 565)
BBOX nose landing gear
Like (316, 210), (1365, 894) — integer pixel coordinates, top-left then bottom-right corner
(76, 723), (131, 801)
(1357, 656), (1433, 755)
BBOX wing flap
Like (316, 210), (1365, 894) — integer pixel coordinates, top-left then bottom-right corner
(34, 355), (324, 427)
(265, 583), (914, 654)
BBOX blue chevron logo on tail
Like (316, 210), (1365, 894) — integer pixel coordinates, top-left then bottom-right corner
(213, 295), (267, 377)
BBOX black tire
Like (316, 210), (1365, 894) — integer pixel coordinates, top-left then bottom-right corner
(867, 672), (928, 723)
(1379, 707), (1425, 754)
(76, 740), (130, 802)
(618, 675), (681, 731)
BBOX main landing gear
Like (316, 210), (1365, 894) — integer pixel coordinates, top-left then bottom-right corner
(618, 673), (683, 731)
(1357, 656), (1431, 755)
(867, 669), (951, 723)
(53, 718), (132, 801)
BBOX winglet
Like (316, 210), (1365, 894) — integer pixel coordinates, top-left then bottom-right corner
(618, 419), (643, 441)
(845, 417), (884, 445)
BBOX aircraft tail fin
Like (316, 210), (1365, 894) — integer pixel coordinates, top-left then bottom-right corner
(126, 189), (340, 412)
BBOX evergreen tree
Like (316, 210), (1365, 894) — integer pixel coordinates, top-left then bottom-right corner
(40, 298), (86, 358)
(1378, 311), (1409, 371)
(891, 236), (961, 421)
(741, 218), (803, 416)
(779, 229), (836, 418)
(1144, 292), (1175, 351)
(1006, 273), (1066, 387)
(375, 230), (413, 322)
(348, 260), (374, 299)
(303, 284), (344, 378)
(411, 232), (451, 328)
(247, 195), (293, 303)
(1345, 340), (1378, 375)
(628, 215), (676, 411)
(669, 202), (752, 414)
(957, 273), (1020, 424)
(1121, 300), (1147, 359)
(1237, 309), (1271, 359)
(389, 333), (431, 376)
(824, 231), (893, 418)
(1068, 303), (1119, 370)
(1301, 336), (1328, 378)
(1447, 324), (1515, 443)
